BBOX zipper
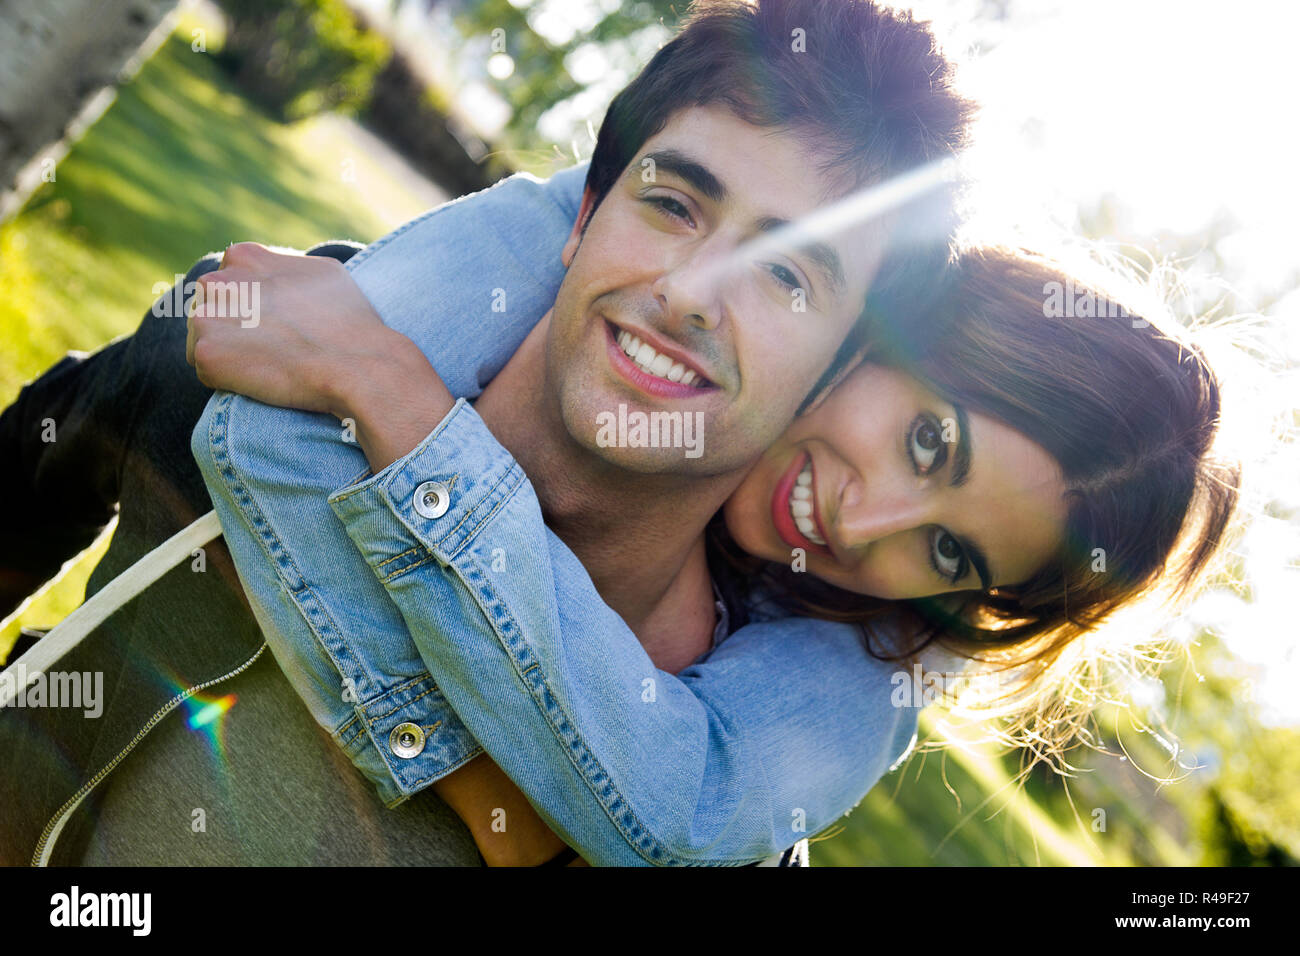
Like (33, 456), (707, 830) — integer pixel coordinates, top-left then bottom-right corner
(32, 643), (268, 866)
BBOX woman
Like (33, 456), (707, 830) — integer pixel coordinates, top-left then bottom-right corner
(186, 190), (1240, 865)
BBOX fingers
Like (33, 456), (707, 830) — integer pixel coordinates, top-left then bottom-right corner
(220, 241), (270, 269)
(185, 311), (197, 366)
(186, 243), (273, 373)
(191, 266), (246, 320)
(184, 278), (202, 365)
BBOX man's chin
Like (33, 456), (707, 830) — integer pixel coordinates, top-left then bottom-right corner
(570, 431), (715, 476)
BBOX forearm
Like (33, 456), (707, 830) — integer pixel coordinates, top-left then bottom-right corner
(323, 326), (455, 473)
(433, 754), (576, 866)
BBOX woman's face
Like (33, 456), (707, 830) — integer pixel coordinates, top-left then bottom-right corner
(724, 363), (1070, 599)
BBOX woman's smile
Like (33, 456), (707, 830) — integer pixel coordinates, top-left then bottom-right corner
(770, 449), (832, 554)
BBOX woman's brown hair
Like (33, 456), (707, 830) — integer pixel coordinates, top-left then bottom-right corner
(710, 245), (1242, 768)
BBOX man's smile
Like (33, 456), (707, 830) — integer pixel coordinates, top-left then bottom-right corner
(603, 319), (720, 399)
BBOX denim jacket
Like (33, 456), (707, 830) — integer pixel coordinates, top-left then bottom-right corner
(191, 164), (920, 866)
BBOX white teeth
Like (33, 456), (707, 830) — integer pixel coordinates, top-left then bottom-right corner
(614, 326), (706, 388)
(788, 460), (826, 545)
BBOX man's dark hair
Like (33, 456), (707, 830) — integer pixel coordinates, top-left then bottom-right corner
(584, 0), (977, 404)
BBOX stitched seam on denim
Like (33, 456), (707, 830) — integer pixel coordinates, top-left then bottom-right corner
(207, 394), (377, 724)
(284, 576), (378, 700)
(209, 394), (310, 591)
(377, 546), (422, 572)
(437, 464), (524, 559)
(446, 556), (697, 866)
(383, 744), (485, 806)
(381, 464), (521, 581)
(366, 686), (438, 725)
(283, 571), (490, 797)
(329, 403), (467, 506)
(361, 712), (480, 794)
(382, 554), (435, 583)
(334, 715), (363, 748)
(359, 672), (437, 709)
(376, 549), (430, 579)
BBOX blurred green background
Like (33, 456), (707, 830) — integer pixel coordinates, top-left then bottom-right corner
(1, 0), (1295, 866)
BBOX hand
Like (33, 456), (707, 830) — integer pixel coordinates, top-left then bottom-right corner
(185, 242), (392, 417)
(185, 241), (455, 470)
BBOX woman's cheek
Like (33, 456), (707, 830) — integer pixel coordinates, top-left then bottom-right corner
(832, 552), (905, 601)
(723, 490), (774, 561)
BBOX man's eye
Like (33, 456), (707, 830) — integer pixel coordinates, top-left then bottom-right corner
(930, 528), (966, 583)
(644, 196), (692, 223)
(908, 414), (948, 475)
(767, 263), (805, 294)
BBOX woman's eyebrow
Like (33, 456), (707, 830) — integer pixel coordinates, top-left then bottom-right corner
(950, 404), (972, 488)
(947, 404), (993, 589)
(959, 535), (993, 591)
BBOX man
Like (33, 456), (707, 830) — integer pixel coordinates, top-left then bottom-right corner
(0, 0), (970, 865)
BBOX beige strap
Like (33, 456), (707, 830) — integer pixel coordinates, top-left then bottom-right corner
(0, 510), (223, 709)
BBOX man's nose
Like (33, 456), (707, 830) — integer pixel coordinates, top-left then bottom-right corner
(652, 244), (727, 332)
(835, 481), (932, 551)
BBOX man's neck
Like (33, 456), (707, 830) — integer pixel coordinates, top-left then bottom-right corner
(473, 314), (743, 667)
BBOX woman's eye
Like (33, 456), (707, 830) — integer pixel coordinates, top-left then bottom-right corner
(909, 414), (948, 475)
(930, 528), (966, 583)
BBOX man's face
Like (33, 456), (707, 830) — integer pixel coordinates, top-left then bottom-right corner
(545, 104), (882, 477)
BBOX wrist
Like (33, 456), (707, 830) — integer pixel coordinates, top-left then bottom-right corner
(338, 330), (456, 471)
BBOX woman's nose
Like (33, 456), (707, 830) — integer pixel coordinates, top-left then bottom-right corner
(834, 480), (931, 551)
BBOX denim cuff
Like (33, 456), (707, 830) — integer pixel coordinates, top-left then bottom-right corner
(336, 672), (483, 806)
(327, 398), (524, 574)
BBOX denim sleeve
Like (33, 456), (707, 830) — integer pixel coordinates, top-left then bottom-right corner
(191, 164), (587, 807)
(328, 399), (921, 866)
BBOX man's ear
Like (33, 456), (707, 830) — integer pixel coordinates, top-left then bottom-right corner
(801, 339), (873, 415)
(561, 186), (600, 268)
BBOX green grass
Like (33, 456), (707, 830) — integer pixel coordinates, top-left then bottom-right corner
(0, 11), (434, 657)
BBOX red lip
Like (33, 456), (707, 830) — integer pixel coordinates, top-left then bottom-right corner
(604, 320), (718, 400)
(770, 449), (832, 556)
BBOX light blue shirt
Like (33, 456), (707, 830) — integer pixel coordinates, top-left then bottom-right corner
(191, 163), (920, 865)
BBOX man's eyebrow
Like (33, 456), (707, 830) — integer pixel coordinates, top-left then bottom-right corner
(756, 216), (846, 297)
(948, 404), (994, 590)
(634, 149), (727, 203)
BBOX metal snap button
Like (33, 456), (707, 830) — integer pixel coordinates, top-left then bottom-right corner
(412, 480), (450, 519)
(389, 722), (426, 759)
